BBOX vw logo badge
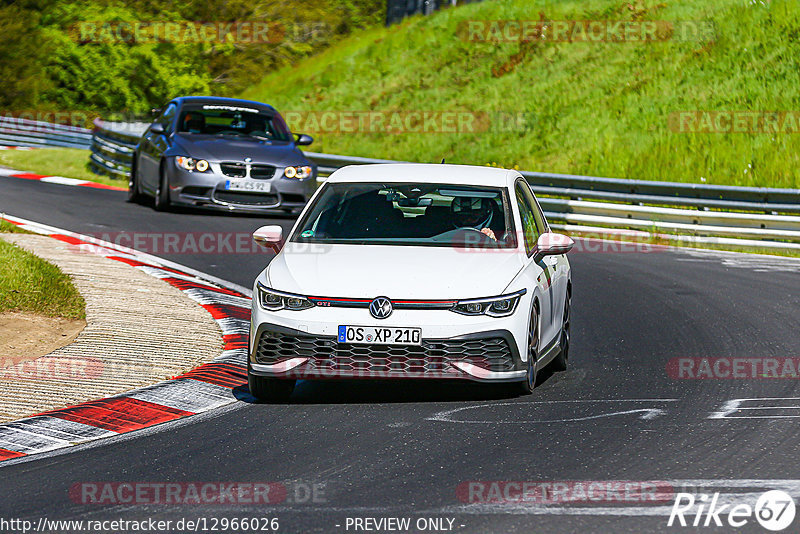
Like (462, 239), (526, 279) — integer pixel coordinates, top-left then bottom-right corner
(369, 297), (393, 319)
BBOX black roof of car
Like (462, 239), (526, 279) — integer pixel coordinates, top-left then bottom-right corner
(171, 96), (277, 113)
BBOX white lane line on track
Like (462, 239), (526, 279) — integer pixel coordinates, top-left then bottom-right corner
(38, 176), (89, 186)
(428, 399), (679, 424)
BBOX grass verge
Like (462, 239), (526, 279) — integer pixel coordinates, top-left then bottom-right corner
(0, 147), (123, 188)
(0, 232), (86, 319)
(243, 0), (800, 188)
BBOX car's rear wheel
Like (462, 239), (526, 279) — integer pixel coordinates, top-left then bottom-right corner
(126, 156), (144, 204)
(515, 304), (539, 395)
(153, 163), (171, 211)
(248, 364), (295, 402)
(551, 288), (571, 372)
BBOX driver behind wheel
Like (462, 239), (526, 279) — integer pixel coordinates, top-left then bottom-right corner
(450, 196), (497, 241)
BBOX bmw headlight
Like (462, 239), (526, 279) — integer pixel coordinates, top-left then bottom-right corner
(284, 165), (313, 179)
(257, 283), (314, 311)
(451, 289), (526, 317)
(175, 156), (210, 172)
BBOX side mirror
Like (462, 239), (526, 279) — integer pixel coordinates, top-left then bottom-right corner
(253, 225), (283, 252)
(150, 123), (165, 134)
(294, 133), (313, 146)
(533, 232), (574, 262)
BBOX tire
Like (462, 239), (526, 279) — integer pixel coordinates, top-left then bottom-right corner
(551, 288), (571, 372)
(514, 304), (539, 395)
(248, 365), (295, 403)
(153, 163), (171, 211)
(126, 156), (143, 204)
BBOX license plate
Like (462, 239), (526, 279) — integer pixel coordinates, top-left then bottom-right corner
(225, 180), (271, 192)
(338, 326), (421, 345)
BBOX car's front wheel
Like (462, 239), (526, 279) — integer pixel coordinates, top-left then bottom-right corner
(127, 156), (143, 204)
(515, 304), (539, 395)
(248, 365), (295, 402)
(153, 162), (171, 211)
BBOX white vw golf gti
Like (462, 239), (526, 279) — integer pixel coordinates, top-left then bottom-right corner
(249, 163), (573, 401)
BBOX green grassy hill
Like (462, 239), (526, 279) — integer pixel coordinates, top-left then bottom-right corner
(242, 0), (800, 188)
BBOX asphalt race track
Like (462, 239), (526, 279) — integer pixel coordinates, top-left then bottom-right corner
(2, 177), (800, 533)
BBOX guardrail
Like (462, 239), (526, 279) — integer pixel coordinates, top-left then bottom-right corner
(87, 121), (800, 251)
(0, 116), (93, 149)
(89, 119), (148, 179)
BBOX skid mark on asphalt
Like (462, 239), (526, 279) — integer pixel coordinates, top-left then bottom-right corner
(676, 249), (800, 273)
(428, 399), (679, 424)
(0, 215), (252, 464)
(709, 397), (800, 419)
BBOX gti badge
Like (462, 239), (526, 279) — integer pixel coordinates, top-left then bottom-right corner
(369, 297), (393, 319)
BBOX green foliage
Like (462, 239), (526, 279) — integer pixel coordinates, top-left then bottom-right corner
(1, 0), (384, 114)
(244, 0), (800, 188)
(0, 4), (51, 109)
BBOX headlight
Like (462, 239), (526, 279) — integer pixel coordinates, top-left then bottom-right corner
(175, 156), (210, 172)
(284, 165), (312, 179)
(451, 289), (526, 317)
(257, 283), (314, 311)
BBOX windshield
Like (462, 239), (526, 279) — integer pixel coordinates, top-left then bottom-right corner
(176, 104), (291, 141)
(292, 182), (517, 248)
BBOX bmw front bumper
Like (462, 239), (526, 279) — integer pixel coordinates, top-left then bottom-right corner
(165, 162), (316, 213)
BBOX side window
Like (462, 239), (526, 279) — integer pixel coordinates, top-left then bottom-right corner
(157, 103), (177, 131)
(515, 182), (539, 255)
(530, 193), (548, 236)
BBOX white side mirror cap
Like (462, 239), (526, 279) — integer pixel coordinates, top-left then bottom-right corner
(533, 232), (574, 262)
(253, 225), (283, 252)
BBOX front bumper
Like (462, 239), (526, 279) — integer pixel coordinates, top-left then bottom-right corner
(248, 323), (526, 383)
(165, 163), (315, 213)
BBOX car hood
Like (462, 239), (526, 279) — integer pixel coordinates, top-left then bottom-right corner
(267, 244), (526, 299)
(171, 134), (307, 166)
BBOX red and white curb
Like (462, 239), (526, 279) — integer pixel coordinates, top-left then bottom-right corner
(0, 215), (253, 463)
(0, 146), (37, 151)
(0, 166), (126, 191)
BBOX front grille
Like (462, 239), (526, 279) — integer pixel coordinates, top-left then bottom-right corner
(214, 191), (279, 206)
(219, 162), (276, 179)
(220, 162), (246, 178)
(250, 165), (276, 179)
(254, 330), (516, 376)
